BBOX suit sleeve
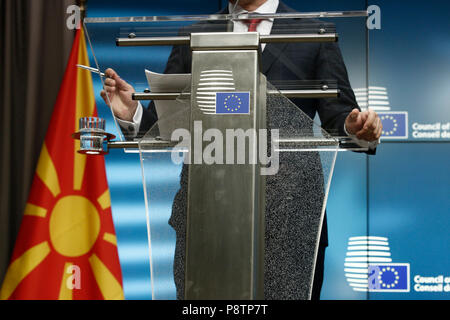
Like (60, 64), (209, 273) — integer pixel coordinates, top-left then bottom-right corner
(314, 40), (360, 137)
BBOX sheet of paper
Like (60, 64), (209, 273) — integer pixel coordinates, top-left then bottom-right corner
(145, 70), (191, 139)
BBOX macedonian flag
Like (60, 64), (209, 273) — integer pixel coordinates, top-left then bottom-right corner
(0, 28), (124, 300)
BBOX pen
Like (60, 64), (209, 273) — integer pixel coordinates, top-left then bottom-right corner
(76, 64), (106, 77)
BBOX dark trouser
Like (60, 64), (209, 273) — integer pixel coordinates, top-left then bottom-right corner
(311, 243), (326, 300)
(171, 233), (327, 300)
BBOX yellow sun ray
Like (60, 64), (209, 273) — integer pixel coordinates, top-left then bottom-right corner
(103, 233), (117, 246)
(23, 203), (48, 218)
(88, 254), (124, 300)
(58, 262), (73, 300)
(97, 189), (111, 210)
(73, 143), (86, 191)
(73, 28), (96, 191)
(36, 144), (61, 198)
(0, 242), (51, 300)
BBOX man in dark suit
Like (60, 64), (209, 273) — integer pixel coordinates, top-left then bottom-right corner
(102, 0), (382, 299)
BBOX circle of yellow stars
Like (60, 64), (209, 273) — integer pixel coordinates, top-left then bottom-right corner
(224, 94), (242, 113)
(381, 115), (398, 136)
(378, 267), (400, 289)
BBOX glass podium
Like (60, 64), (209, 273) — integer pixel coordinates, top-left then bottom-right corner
(79, 9), (370, 300)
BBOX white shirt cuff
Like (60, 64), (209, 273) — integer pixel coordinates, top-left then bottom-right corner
(116, 102), (143, 139)
(344, 123), (380, 150)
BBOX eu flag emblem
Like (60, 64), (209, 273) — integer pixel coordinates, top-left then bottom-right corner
(368, 263), (410, 292)
(216, 92), (250, 115)
(379, 112), (408, 139)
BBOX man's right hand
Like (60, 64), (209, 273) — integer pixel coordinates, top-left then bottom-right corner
(100, 68), (138, 122)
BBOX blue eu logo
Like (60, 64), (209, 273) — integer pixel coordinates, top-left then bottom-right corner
(379, 112), (408, 139)
(368, 263), (410, 292)
(216, 92), (250, 115)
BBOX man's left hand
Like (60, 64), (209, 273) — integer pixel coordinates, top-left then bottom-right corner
(345, 108), (383, 142)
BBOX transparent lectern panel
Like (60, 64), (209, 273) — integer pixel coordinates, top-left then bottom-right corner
(143, 87), (191, 141)
(83, 10), (371, 299)
(83, 19), (203, 142)
(83, 12), (369, 141)
(137, 149), (182, 300)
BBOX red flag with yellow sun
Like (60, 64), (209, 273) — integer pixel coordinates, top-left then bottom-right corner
(0, 28), (124, 300)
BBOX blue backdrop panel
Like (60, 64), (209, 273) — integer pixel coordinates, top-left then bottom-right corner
(369, 0), (450, 141)
(318, 0), (450, 300)
(320, 151), (368, 300)
(368, 143), (450, 300)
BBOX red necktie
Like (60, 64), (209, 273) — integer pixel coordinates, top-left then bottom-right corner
(245, 19), (263, 32)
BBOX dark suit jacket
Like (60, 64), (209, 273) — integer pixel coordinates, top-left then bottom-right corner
(136, 2), (362, 299)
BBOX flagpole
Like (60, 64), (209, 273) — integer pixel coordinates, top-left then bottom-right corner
(80, 0), (88, 21)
